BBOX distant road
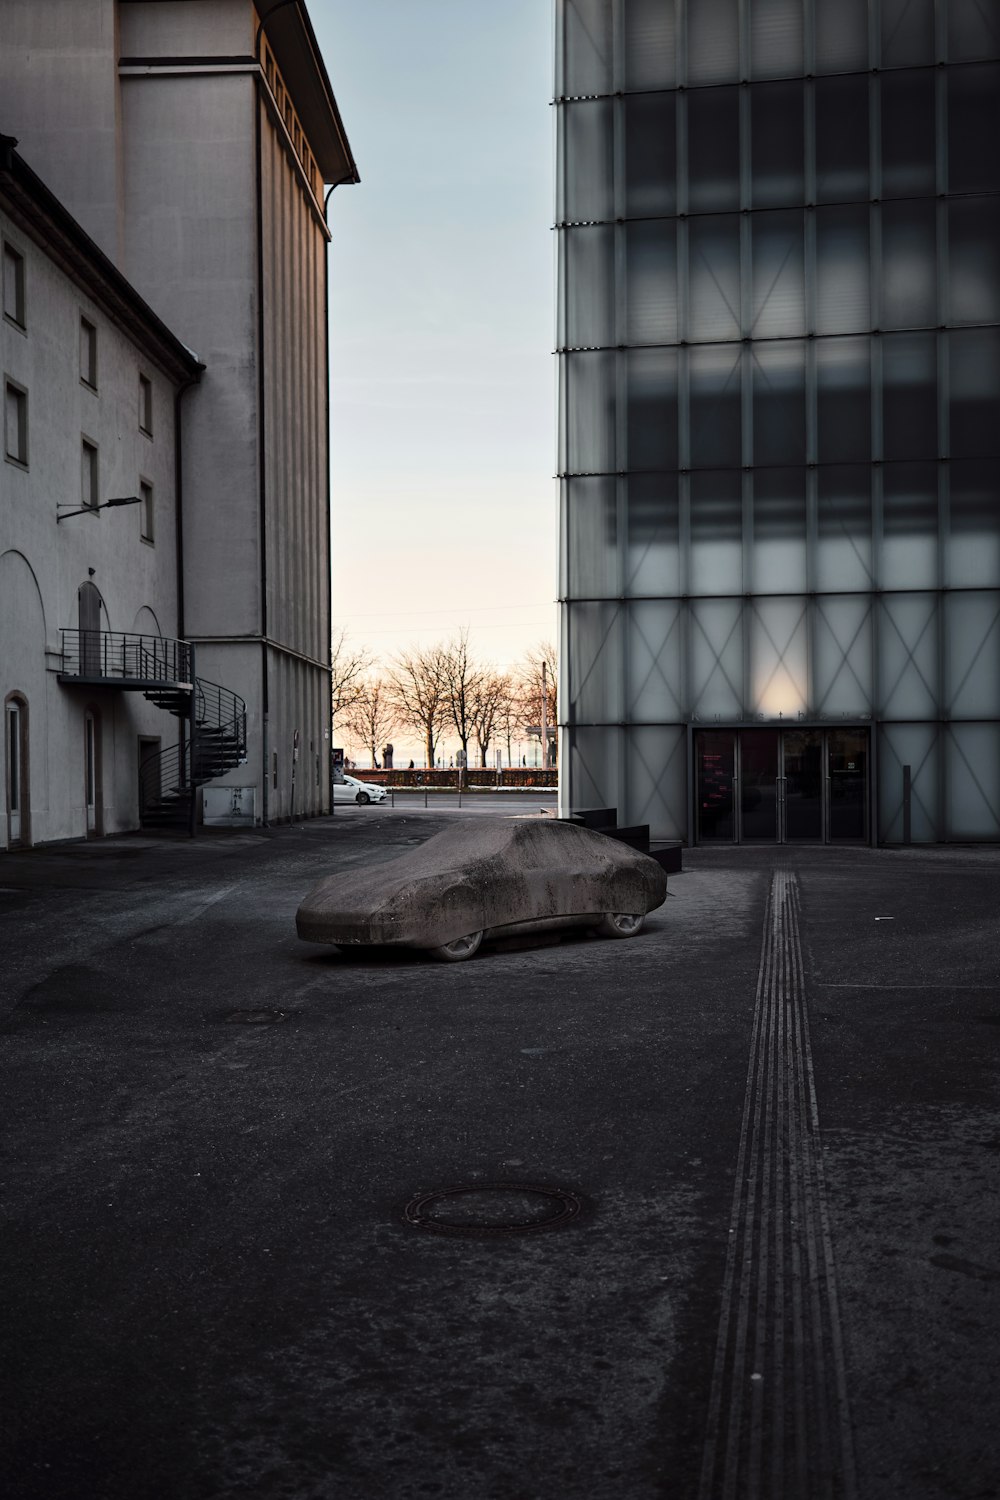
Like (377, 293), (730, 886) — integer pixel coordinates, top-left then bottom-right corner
(339, 789), (557, 816)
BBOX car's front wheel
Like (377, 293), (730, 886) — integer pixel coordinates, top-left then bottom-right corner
(356, 791), (371, 804)
(596, 912), (645, 939)
(429, 930), (483, 962)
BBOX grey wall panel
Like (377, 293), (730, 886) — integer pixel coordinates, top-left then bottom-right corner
(878, 724), (940, 842)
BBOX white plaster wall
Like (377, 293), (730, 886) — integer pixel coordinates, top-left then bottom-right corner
(0, 0), (123, 266)
(0, 206), (182, 847)
(119, 0), (253, 58)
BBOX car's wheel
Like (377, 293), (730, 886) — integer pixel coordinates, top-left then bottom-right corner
(596, 912), (645, 939)
(428, 930), (483, 962)
(356, 791), (371, 804)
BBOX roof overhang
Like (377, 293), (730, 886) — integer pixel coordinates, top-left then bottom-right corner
(256, 1), (359, 187)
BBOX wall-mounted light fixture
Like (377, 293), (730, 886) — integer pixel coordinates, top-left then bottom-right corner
(57, 496), (143, 524)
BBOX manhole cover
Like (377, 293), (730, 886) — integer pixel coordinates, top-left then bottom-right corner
(403, 1181), (582, 1237)
(223, 1009), (288, 1025)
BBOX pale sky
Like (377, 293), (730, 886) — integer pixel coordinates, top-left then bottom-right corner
(312, 0), (557, 678)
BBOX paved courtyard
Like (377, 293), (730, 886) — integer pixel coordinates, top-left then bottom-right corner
(1, 802), (998, 1499)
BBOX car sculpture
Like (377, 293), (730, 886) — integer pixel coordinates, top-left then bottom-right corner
(296, 817), (667, 961)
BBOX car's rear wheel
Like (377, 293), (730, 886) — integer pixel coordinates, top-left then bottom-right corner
(596, 912), (645, 939)
(356, 791), (371, 804)
(429, 930), (483, 962)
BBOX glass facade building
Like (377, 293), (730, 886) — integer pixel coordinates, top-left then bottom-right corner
(555, 0), (1000, 843)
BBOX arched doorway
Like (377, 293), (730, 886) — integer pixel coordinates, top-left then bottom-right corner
(78, 580), (103, 676)
(5, 693), (29, 847)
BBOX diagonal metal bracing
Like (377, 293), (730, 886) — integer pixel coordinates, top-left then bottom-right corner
(569, 603), (621, 718)
(879, 728), (937, 835)
(878, 597), (938, 715)
(628, 607), (683, 719)
(752, 599), (809, 707)
(947, 727), (1000, 831)
(947, 600), (1000, 713)
(690, 603), (744, 711)
(627, 728), (686, 828)
(814, 601), (872, 712)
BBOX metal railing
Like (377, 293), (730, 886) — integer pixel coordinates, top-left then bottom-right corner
(60, 630), (192, 684)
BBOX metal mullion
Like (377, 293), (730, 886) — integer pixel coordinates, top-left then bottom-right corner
(935, 60), (950, 837)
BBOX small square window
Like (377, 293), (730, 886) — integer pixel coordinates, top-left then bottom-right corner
(140, 479), (154, 542)
(3, 243), (25, 329)
(81, 438), (98, 510)
(139, 373), (153, 436)
(80, 316), (97, 389)
(5, 381), (28, 465)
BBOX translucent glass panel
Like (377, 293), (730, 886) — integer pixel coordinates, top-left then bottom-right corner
(686, 0), (738, 86)
(946, 593), (1000, 719)
(566, 602), (623, 722)
(950, 328), (1000, 458)
(625, 727), (687, 839)
(624, 0), (677, 92)
(750, 0), (803, 80)
(565, 726), (620, 813)
(817, 467), (873, 592)
(627, 349), (678, 470)
(562, 351), (615, 473)
(558, 0), (612, 96)
(879, 595), (939, 718)
(689, 347), (741, 469)
(751, 469), (806, 593)
(625, 94), (676, 218)
(883, 333), (938, 462)
(751, 212), (804, 338)
(751, 82), (804, 209)
(949, 460), (1000, 589)
(687, 88), (739, 213)
(626, 603), (684, 720)
(816, 338), (870, 465)
(625, 223), (677, 346)
(814, 207), (870, 335)
(750, 598), (808, 717)
(881, 71), (937, 199)
(947, 725), (1000, 839)
(815, 0), (869, 74)
(880, 0), (935, 68)
(880, 202), (936, 329)
(752, 347), (805, 466)
(687, 218), (740, 342)
(815, 77), (869, 203)
(948, 199), (1000, 327)
(560, 226), (614, 347)
(813, 597), (873, 715)
(689, 599), (743, 718)
(558, 100), (612, 222)
(948, 0), (1000, 62)
(626, 475), (680, 595)
(689, 471), (742, 593)
(948, 65), (1000, 194)
(878, 724), (939, 843)
(881, 463), (939, 590)
(563, 476), (617, 597)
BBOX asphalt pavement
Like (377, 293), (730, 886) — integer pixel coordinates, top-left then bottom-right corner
(1, 802), (997, 1500)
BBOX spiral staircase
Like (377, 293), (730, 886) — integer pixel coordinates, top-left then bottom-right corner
(59, 630), (247, 833)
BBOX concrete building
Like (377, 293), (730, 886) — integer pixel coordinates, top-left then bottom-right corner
(1, 0), (358, 832)
(2, 137), (202, 846)
(555, 0), (1000, 845)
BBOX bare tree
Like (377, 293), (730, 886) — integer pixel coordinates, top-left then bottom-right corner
(344, 676), (397, 770)
(387, 644), (448, 768)
(331, 629), (372, 736)
(442, 628), (482, 763)
(472, 668), (514, 768)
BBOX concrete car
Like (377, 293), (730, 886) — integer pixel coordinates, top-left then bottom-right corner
(296, 817), (667, 961)
(333, 774), (387, 805)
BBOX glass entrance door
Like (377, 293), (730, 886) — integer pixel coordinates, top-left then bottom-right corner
(695, 727), (869, 844)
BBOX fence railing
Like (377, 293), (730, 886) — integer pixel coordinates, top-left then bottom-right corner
(60, 630), (192, 684)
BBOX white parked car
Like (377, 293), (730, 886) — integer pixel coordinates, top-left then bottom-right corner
(333, 773), (387, 806)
